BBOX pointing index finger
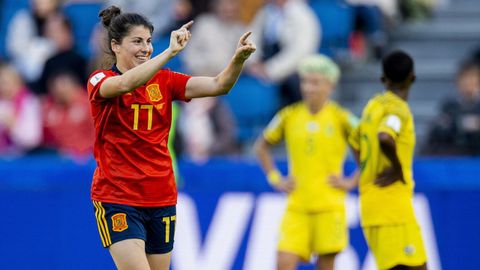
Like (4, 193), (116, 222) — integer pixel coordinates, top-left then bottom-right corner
(240, 31), (252, 44)
(181, 20), (194, 30)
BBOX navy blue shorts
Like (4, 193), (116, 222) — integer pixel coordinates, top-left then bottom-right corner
(93, 201), (176, 254)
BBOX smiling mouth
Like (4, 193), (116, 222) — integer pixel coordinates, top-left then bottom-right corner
(136, 56), (149, 61)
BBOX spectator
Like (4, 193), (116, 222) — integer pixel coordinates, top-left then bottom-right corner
(176, 97), (239, 163)
(247, 0), (321, 107)
(347, 2), (387, 60)
(183, 0), (245, 76)
(6, 0), (64, 83)
(42, 71), (94, 157)
(423, 61), (480, 155)
(36, 14), (88, 95)
(399, 0), (439, 21)
(0, 63), (42, 155)
(346, 0), (398, 21)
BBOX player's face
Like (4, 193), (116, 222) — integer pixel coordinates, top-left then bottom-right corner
(113, 25), (153, 70)
(300, 72), (335, 104)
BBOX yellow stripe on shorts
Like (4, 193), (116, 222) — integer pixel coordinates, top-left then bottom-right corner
(93, 201), (112, 247)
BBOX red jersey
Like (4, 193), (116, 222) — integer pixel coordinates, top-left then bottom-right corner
(87, 66), (191, 207)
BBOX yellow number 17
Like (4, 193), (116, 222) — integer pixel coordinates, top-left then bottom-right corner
(162, 215), (176, 243)
(131, 104), (153, 130)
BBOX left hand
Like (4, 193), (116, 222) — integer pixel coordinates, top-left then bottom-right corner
(169, 20), (193, 56)
(374, 167), (405, 187)
(233, 31), (256, 63)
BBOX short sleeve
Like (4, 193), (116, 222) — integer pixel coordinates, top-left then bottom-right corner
(167, 70), (192, 102)
(87, 71), (112, 102)
(348, 125), (360, 151)
(263, 108), (288, 145)
(339, 107), (359, 139)
(379, 114), (403, 140)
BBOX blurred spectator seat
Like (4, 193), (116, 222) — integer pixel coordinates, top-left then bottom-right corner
(154, 35), (184, 72)
(222, 75), (280, 143)
(63, 2), (102, 58)
(0, 0), (29, 59)
(309, 0), (354, 58)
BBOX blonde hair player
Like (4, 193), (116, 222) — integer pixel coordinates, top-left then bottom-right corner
(255, 54), (359, 270)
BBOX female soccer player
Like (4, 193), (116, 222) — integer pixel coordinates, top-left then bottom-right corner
(88, 6), (255, 270)
(255, 54), (358, 270)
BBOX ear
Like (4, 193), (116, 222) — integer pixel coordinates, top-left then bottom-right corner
(111, 39), (121, 54)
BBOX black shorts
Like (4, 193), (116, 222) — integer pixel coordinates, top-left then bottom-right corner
(93, 201), (176, 254)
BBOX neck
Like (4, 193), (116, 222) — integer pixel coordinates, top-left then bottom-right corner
(306, 99), (327, 114)
(388, 88), (408, 101)
(115, 62), (129, 74)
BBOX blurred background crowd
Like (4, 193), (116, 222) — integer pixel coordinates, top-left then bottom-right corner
(0, 0), (479, 162)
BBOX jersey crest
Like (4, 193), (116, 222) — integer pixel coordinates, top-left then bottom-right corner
(146, 84), (163, 102)
(111, 213), (128, 232)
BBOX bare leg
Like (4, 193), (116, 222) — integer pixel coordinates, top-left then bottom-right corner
(147, 252), (172, 270)
(277, 251), (301, 270)
(315, 253), (336, 270)
(109, 239), (151, 270)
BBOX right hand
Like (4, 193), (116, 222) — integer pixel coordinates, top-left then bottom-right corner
(233, 31), (256, 63)
(272, 176), (296, 193)
(169, 21), (193, 56)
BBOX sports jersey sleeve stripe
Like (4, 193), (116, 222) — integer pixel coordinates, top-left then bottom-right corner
(348, 126), (360, 150)
(263, 110), (286, 144)
(340, 106), (359, 138)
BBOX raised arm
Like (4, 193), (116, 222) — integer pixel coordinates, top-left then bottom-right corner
(99, 21), (194, 98)
(184, 31), (256, 99)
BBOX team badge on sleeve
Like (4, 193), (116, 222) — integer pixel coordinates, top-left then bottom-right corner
(146, 84), (163, 102)
(111, 213), (128, 232)
(385, 114), (401, 133)
(89, 72), (106, 86)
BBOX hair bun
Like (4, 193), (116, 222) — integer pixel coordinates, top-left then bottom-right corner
(99, 5), (121, 28)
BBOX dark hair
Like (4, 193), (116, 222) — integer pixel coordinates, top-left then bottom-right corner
(457, 59), (479, 79)
(382, 50), (414, 83)
(98, 6), (154, 58)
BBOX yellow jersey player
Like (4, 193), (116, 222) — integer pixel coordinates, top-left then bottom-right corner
(348, 51), (428, 270)
(254, 54), (359, 270)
